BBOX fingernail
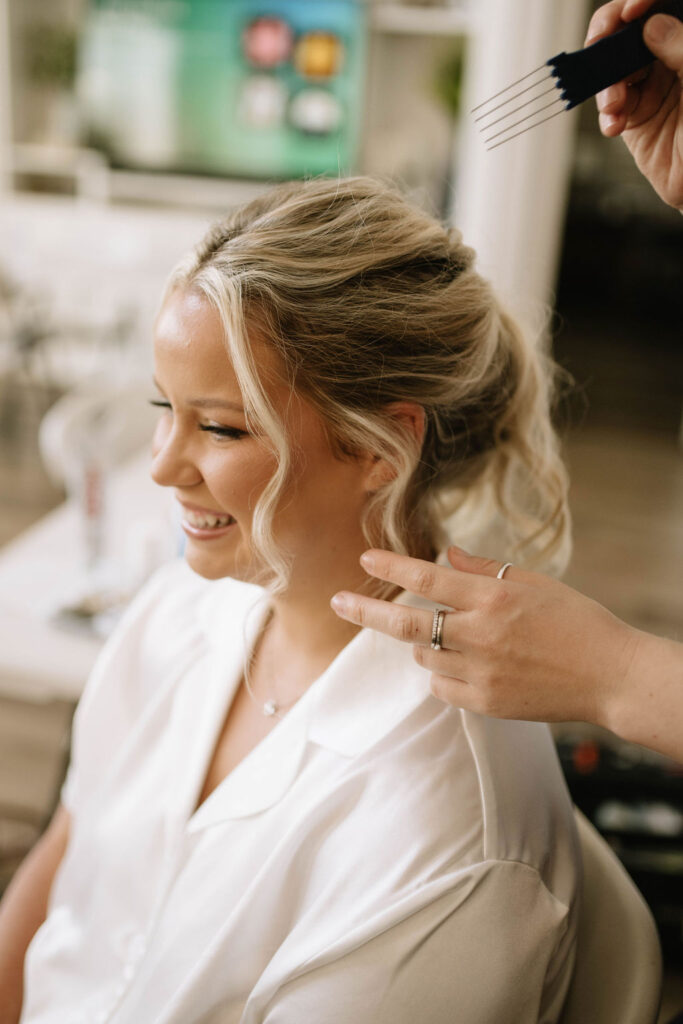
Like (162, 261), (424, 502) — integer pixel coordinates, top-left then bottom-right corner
(597, 85), (619, 111)
(585, 16), (606, 45)
(598, 86), (614, 111)
(360, 552), (375, 572)
(330, 593), (347, 614)
(600, 113), (620, 134)
(449, 544), (471, 556)
(644, 14), (676, 43)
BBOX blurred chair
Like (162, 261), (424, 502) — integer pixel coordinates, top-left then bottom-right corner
(560, 810), (662, 1024)
(38, 382), (157, 490)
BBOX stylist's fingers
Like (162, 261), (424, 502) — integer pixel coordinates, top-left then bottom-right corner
(413, 640), (465, 672)
(585, 0), (660, 45)
(642, 13), (683, 78)
(588, 3), (683, 128)
(446, 545), (542, 587)
(623, 0), (661, 18)
(331, 591), (461, 649)
(585, 0), (629, 46)
(597, 80), (628, 118)
(429, 669), (522, 717)
(428, 673), (476, 711)
(445, 546), (503, 579)
(356, 549), (490, 608)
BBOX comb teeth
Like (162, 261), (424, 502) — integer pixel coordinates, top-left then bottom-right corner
(473, 66), (568, 150)
(472, 0), (683, 151)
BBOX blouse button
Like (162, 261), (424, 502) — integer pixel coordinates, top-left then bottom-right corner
(122, 960), (137, 982)
(128, 933), (147, 962)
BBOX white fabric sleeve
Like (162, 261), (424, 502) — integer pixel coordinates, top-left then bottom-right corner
(261, 860), (573, 1024)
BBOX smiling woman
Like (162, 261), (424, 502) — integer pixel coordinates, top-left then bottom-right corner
(2, 177), (581, 1024)
(149, 287), (381, 591)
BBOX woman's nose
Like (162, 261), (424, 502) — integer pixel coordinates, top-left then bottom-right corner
(150, 417), (201, 489)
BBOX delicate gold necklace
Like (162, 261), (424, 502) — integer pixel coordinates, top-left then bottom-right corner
(242, 609), (298, 720)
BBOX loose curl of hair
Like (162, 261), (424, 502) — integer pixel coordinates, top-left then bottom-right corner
(165, 176), (570, 592)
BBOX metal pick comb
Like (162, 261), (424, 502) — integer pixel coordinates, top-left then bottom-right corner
(473, 0), (683, 150)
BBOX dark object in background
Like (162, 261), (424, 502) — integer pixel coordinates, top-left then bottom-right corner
(556, 729), (683, 961)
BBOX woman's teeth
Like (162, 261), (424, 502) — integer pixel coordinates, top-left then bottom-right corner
(184, 510), (235, 529)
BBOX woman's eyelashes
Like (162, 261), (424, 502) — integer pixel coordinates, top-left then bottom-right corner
(148, 399), (247, 440)
(198, 424), (247, 440)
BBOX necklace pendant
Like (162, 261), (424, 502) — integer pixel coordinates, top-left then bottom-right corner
(263, 699), (278, 717)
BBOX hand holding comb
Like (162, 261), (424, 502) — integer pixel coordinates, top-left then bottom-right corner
(473, 0), (683, 149)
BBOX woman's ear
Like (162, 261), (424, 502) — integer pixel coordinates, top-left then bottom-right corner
(364, 402), (426, 491)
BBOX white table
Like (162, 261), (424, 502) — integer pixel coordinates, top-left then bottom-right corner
(0, 450), (176, 704)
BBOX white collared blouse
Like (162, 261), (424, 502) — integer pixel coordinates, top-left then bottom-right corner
(21, 559), (581, 1024)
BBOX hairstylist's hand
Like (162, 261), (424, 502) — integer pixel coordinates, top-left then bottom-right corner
(331, 548), (683, 762)
(332, 548), (634, 725)
(586, 0), (683, 210)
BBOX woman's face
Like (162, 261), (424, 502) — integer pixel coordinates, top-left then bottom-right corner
(151, 288), (374, 586)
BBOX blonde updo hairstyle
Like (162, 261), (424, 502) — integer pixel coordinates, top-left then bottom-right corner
(166, 176), (570, 592)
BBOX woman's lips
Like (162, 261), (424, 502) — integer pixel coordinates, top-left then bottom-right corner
(181, 518), (237, 540)
(178, 503), (237, 539)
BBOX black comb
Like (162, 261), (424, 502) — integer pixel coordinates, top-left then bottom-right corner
(473, 0), (683, 150)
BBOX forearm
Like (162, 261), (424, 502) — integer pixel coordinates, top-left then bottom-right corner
(0, 805), (69, 1024)
(0, 862), (48, 1022)
(604, 630), (683, 761)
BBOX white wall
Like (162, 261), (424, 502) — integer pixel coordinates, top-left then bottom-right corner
(0, 0), (11, 190)
(454, 0), (592, 326)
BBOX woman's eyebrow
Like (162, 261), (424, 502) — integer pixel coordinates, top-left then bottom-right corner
(152, 378), (244, 413)
(187, 398), (245, 413)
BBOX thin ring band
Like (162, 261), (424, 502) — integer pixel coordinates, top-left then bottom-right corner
(431, 609), (446, 650)
(496, 561), (513, 580)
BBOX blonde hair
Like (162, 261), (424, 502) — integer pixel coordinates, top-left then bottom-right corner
(166, 176), (570, 591)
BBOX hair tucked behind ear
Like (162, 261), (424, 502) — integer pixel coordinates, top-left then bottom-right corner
(166, 176), (570, 591)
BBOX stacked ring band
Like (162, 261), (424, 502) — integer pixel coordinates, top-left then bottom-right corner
(431, 609), (446, 650)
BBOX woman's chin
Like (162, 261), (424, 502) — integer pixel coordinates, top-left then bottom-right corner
(182, 542), (262, 584)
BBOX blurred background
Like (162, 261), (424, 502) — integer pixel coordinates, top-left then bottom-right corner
(0, 0), (681, 1016)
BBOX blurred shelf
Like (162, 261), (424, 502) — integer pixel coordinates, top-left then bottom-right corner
(105, 170), (271, 211)
(8, 143), (108, 199)
(370, 3), (471, 36)
(7, 144), (273, 211)
(1, 2), (475, 214)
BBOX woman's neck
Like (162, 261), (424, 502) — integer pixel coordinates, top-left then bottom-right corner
(257, 553), (397, 683)
(268, 564), (368, 664)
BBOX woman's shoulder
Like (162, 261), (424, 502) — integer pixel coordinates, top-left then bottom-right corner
(370, 590), (578, 881)
(457, 711), (579, 883)
(354, 689), (579, 908)
(313, 612), (577, 891)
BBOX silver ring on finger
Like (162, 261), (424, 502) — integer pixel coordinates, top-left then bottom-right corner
(496, 561), (513, 580)
(431, 608), (446, 650)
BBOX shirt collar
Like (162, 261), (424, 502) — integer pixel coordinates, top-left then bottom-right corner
(188, 577), (435, 828)
(307, 589), (433, 757)
(197, 577), (434, 753)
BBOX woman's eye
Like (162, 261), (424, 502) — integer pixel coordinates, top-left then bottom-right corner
(199, 424), (247, 440)
(148, 401), (245, 440)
